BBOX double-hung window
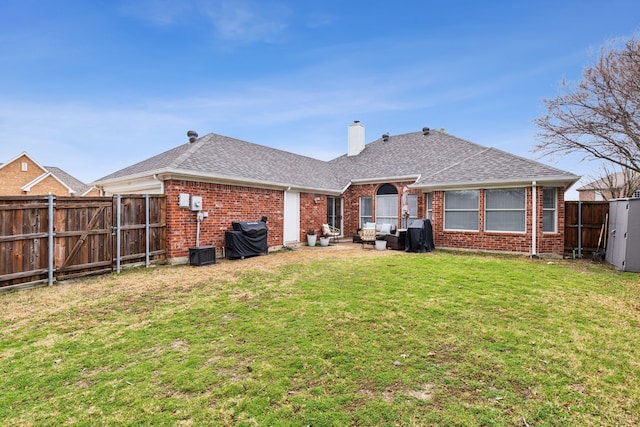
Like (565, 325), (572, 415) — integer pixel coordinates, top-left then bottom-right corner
(485, 188), (526, 232)
(444, 190), (479, 231)
(543, 188), (557, 233)
(426, 193), (433, 221)
(360, 196), (372, 227)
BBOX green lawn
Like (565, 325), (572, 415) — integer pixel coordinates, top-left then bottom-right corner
(1, 250), (639, 426)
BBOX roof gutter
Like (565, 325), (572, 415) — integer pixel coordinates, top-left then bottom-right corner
(350, 174), (421, 185)
(95, 168), (343, 195)
(412, 175), (580, 191)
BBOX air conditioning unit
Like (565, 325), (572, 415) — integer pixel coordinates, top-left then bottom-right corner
(189, 245), (216, 266)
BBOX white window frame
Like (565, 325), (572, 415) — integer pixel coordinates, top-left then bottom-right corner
(543, 187), (557, 233)
(484, 188), (526, 233)
(444, 190), (479, 231)
(360, 196), (372, 228)
(426, 193), (433, 221)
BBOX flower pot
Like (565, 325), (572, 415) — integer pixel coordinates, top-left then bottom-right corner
(375, 240), (387, 251)
(307, 234), (317, 246)
(319, 237), (330, 246)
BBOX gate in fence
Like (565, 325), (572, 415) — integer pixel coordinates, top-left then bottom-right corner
(0, 195), (166, 292)
(564, 200), (609, 258)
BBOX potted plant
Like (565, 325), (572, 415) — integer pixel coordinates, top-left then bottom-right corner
(306, 228), (317, 247)
(319, 230), (330, 247)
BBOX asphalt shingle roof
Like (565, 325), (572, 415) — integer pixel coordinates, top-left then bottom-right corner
(95, 129), (579, 191)
(45, 166), (94, 195)
(97, 133), (343, 191)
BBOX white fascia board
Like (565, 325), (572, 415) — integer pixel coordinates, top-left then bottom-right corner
(96, 168), (342, 195)
(412, 175), (581, 192)
(98, 176), (163, 196)
(350, 175), (420, 185)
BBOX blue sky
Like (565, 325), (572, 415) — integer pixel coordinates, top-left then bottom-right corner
(1, 1), (639, 199)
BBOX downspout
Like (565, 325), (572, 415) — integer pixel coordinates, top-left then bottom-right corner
(153, 174), (164, 193)
(531, 181), (538, 257)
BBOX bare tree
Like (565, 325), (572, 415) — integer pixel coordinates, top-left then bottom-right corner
(585, 163), (640, 200)
(534, 34), (640, 173)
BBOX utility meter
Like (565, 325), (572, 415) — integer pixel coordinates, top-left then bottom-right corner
(190, 196), (203, 211)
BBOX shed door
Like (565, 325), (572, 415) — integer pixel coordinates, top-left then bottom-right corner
(284, 191), (300, 244)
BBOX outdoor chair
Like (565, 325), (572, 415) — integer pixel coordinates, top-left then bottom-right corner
(359, 227), (377, 249)
(322, 223), (341, 243)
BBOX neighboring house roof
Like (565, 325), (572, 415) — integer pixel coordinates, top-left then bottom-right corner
(577, 171), (639, 191)
(94, 128), (579, 193)
(44, 166), (96, 196)
(0, 151), (94, 196)
(21, 171), (75, 194)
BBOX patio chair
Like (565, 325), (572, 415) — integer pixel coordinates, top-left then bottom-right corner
(322, 223), (341, 243)
(359, 227), (376, 249)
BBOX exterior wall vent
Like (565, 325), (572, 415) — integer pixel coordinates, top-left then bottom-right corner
(187, 130), (199, 143)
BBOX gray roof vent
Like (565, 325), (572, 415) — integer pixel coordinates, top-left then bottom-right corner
(187, 130), (199, 143)
(422, 127), (430, 136)
(382, 133), (389, 142)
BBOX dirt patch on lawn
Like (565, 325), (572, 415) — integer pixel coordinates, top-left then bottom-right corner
(1, 243), (399, 325)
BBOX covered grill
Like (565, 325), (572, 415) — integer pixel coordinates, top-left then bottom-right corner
(225, 217), (268, 259)
(405, 219), (435, 253)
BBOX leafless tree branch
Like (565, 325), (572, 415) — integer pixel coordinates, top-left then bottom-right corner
(534, 34), (640, 173)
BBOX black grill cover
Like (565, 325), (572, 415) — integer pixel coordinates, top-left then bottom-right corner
(405, 219), (435, 253)
(232, 221), (267, 238)
(226, 220), (268, 259)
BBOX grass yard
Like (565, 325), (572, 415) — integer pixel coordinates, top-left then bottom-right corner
(1, 246), (639, 426)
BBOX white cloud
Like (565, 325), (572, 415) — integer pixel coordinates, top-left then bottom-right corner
(199, 0), (291, 42)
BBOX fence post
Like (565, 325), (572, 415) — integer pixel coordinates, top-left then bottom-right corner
(116, 195), (121, 273)
(578, 201), (582, 259)
(145, 194), (150, 268)
(48, 194), (54, 286)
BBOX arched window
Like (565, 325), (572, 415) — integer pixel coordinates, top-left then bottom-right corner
(376, 184), (398, 226)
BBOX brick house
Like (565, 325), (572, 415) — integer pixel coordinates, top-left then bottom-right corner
(0, 152), (99, 196)
(93, 123), (579, 262)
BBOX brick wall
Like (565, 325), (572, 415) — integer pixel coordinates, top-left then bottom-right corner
(164, 178), (566, 259)
(300, 193), (328, 240)
(0, 155), (47, 195)
(30, 175), (71, 196)
(341, 182), (424, 238)
(164, 180), (284, 259)
(431, 187), (565, 254)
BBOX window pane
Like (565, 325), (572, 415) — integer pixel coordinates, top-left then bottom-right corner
(426, 193), (433, 221)
(485, 189), (525, 209)
(408, 194), (418, 218)
(543, 188), (556, 208)
(445, 211), (478, 230)
(445, 190), (479, 209)
(360, 196), (372, 227)
(543, 210), (556, 232)
(486, 211), (526, 231)
(376, 194), (398, 226)
(376, 195), (397, 216)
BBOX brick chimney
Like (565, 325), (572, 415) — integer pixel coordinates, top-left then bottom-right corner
(348, 121), (365, 156)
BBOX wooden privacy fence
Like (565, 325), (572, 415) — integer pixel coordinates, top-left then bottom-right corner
(0, 195), (166, 292)
(564, 200), (609, 258)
